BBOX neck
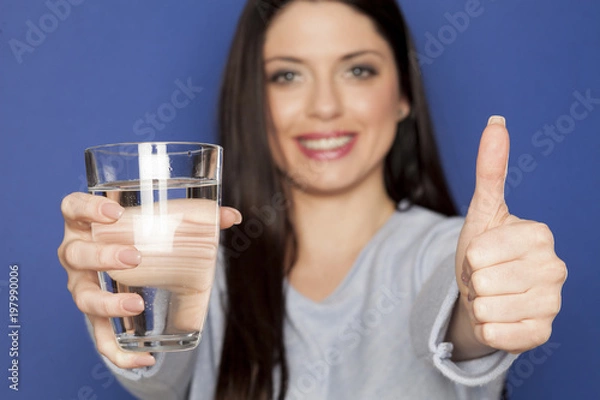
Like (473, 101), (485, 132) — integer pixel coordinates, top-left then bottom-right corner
(288, 169), (396, 272)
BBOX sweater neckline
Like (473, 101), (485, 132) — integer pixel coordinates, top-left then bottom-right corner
(284, 209), (404, 308)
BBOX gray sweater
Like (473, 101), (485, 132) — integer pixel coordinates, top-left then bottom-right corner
(98, 205), (518, 399)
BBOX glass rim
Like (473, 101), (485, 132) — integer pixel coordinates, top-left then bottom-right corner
(84, 141), (222, 156)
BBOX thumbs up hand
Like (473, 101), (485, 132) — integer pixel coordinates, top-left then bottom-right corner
(453, 116), (567, 358)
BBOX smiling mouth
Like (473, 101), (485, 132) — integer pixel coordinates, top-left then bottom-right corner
(297, 134), (355, 150)
(294, 132), (357, 160)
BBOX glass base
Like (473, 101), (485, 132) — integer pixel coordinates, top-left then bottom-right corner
(117, 332), (200, 352)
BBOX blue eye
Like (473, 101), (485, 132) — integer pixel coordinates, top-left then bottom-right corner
(349, 65), (377, 79)
(269, 70), (298, 84)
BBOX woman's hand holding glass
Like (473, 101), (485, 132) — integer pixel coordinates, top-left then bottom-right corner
(57, 192), (241, 369)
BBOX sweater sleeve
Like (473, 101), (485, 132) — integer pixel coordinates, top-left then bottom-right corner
(409, 216), (519, 387)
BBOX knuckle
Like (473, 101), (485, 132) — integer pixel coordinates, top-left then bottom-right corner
(480, 323), (497, 346)
(63, 241), (80, 267)
(550, 294), (562, 316)
(60, 194), (74, 216)
(95, 244), (113, 268)
(532, 324), (552, 347)
(63, 192), (89, 217)
(472, 298), (488, 322)
(83, 194), (99, 218)
(57, 243), (66, 265)
(553, 260), (568, 284)
(101, 298), (113, 317)
(73, 292), (87, 312)
(534, 222), (554, 247)
(470, 271), (486, 295)
(465, 241), (484, 269)
(114, 352), (134, 369)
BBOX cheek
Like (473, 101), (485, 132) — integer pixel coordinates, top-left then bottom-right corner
(267, 90), (304, 137)
(348, 83), (400, 131)
(345, 84), (400, 160)
(266, 90), (308, 166)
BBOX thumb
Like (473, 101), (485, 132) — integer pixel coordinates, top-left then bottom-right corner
(466, 115), (510, 229)
(456, 116), (511, 290)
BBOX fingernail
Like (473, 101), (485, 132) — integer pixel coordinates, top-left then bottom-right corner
(122, 297), (144, 313)
(487, 115), (506, 127)
(461, 271), (470, 285)
(118, 249), (141, 266)
(133, 354), (155, 367)
(232, 210), (242, 225)
(101, 203), (124, 220)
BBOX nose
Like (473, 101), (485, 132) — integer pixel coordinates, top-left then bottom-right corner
(307, 77), (342, 121)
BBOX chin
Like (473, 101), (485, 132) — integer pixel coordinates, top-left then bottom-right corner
(287, 173), (361, 196)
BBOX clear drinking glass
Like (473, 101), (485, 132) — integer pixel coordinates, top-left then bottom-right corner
(85, 142), (222, 352)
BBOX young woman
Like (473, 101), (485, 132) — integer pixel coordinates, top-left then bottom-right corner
(58, 0), (567, 399)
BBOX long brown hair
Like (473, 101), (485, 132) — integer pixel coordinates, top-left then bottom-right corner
(216, 1), (456, 398)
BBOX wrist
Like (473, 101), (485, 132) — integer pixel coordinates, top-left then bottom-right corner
(446, 294), (496, 361)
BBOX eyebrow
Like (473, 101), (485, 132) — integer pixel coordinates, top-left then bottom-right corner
(263, 49), (384, 64)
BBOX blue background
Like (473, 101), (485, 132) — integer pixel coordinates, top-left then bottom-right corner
(1, 0), (598, 398)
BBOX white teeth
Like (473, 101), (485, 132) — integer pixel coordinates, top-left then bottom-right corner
(299, 135), (353, 150)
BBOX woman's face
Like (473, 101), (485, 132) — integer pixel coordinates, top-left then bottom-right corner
(263, 0), (410, 195)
